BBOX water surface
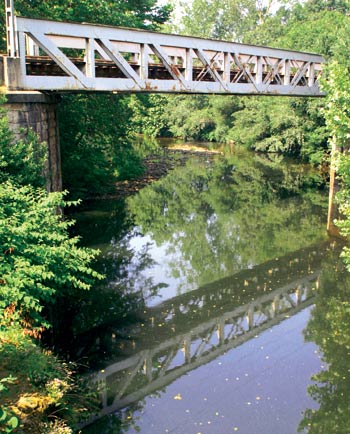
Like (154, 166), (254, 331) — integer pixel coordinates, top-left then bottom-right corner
(61, 146), (349, 433)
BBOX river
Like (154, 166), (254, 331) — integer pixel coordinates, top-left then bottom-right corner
(56, 142), (349, 434)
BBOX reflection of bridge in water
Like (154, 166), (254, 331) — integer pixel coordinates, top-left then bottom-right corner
(81, 241), (333, 427)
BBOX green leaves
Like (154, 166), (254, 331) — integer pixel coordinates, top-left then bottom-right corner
(0, 181), (104, 330)
(0, 378), (19, 433)
(0, 408), (19, 433)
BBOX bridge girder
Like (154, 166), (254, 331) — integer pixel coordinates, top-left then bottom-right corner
(2, 16), (325, 96)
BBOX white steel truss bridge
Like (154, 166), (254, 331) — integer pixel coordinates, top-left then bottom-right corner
(78, 241), (333, 429)
(2, 5), (324, 96)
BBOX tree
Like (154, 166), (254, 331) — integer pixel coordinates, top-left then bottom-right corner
(0, 0), (172, 52)
(136, 0), (346, 166)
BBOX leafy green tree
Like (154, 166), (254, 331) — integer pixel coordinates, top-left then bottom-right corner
(322, 60), (350, 268)
(298, 24), (350, 432)
(0, 0), (172, 52)
(58, 93), (145, 198)
(169, 0), (280, 41)
(0, 98), (104, 430)
(128, 94), (171, 138)
(230, 97), (328, 163)
(0, 181), (103, 330)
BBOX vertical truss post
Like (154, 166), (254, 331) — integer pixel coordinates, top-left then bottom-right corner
(308, 63), (315, 87)
(143, 356), (153, 381)
(217, 319), (225, 345)
(222, 52), (231, 83)
(283, 59), (291, 86)
(84, 38), (96, 78)
(139, 43), (148, 80)
(5, 0), (18, 57)
(255, 56), (263, 85)
(184, 48), (193, 81)
(246, 306), (254, 330)
(183, 336), (191, 363)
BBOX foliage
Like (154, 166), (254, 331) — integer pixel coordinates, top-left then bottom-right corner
(167, 0), (280, 41)
(58, 93), (146, 198)
(0, 0), (172, 52)
(132, 0), (349, 167)
(321, 19), (350, 258)
(273, 10), (349, 56)
(298, 23), (350, 429)
(0, 96), (104, 432)
(0, 181), (103, 330)
(128, 95), (171, 138)
(0, 97), (47, 188)
(0, 376), (19, 433)
(0, 325), (81, 433)
(131, 94), (243, 142)
(230, 97), (328, 163)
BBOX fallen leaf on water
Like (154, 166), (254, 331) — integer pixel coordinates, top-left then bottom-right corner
(174, 394), (182, 400)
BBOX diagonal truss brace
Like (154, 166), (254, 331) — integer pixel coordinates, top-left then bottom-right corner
(28, 31), (91, 88)
(97, 38), (146, 89)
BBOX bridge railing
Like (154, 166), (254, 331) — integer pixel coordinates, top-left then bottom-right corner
(2, 16), (324, 95)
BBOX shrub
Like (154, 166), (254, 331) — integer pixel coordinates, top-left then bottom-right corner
(0, 181), (104, 330)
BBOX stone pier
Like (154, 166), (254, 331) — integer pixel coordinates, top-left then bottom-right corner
(5, 91), (62, 192)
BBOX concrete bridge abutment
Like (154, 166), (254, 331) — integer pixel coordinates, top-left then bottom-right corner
(5, 91), (62, 192)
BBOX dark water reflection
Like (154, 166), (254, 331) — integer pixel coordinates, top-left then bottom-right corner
(58, 146), (350, 433)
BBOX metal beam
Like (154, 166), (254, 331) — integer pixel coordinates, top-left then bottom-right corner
(2, 16), (325, 96)
(5, 0), (17, 57)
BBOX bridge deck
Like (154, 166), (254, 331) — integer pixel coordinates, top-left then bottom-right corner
(2, 16), (324, 95)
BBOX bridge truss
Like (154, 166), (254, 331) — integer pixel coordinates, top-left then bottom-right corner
(2, 15), (324, 95)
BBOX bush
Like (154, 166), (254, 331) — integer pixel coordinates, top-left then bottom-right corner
(0, 181), (104, 330)
(0, 325), (78, 433)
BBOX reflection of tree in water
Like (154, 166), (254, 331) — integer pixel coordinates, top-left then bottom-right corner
(48, 230), (167, 367)
(128, 152), (327, 290)
(299, 244), (350, 434)
(101, 229), (167, 299)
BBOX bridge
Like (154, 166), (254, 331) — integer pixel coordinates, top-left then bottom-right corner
(78, 241), (333, 428)
(2, 10), (324, 96)
(1, 17), (325, 96)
